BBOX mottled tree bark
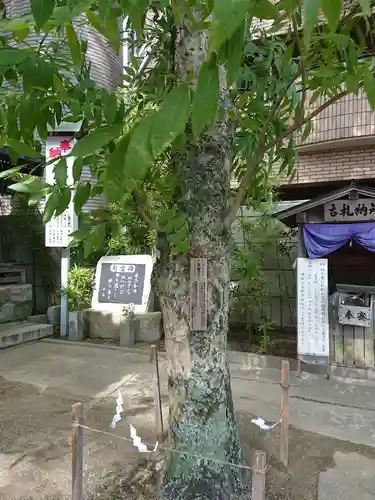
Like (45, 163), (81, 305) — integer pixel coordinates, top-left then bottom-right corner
(155, 17), (251, 500)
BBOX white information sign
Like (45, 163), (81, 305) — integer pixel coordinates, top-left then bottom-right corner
(324, 198), (375, 222)
(297, 258), (329, 357)
(45, 136), (78, 248)
(92, 255), (154, 314)
(339, 305), (372, 327)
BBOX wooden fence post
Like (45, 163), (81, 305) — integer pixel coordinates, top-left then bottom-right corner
(150, 345), (164, 441)
(280, 360), (290, 468)
(72, 402), (84, 500)
(251, 450), (266, 500)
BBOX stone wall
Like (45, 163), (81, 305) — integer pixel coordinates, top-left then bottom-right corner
(0, 284), (32, 323)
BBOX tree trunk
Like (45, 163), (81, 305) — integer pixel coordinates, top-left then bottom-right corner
(155, 22), (250, 497)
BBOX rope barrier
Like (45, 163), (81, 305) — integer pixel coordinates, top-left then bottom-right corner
(73, 422), (269, 474)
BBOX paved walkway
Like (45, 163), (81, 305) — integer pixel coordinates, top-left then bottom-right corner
(0, 340), (375, 499)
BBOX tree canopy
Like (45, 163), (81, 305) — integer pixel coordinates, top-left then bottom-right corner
(0, 0), (373, 245)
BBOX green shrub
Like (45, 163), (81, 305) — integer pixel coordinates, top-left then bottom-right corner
(62, 266), (94, 312)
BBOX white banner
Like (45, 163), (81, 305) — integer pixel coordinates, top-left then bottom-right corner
(44, 136), (78, 248)
(297, 258), (329, 357)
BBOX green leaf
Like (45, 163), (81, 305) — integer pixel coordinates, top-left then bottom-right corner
(0, 167), (22, 179)
(54, 157), (67, 186)
(86, 9), (120, 52)
(68, 227), (90, 246)
(151, 84), (190, 157)
(192, 58), (219, 138)
(251, 0), (278, 19)
(0, 49), (29, 66)
(31, 0), (56, 29)
(70, 124), (123, 158)
(9, 177), (44, 194)
(43, 191), (59, 223)
(103, 91), (118, 124)
(7, 139), (40, 158)
(209, 0), (252, 53)
(225, 22), (245, 85)
(73, 157), (84, 183)
(55, 187), (71, 216)
(303, 0), (321, 47)
(359, 0), (371, 17)
(74, 182), (91, 214)
(124, 116), (154, 183)
(363, 70), (375, 109)
(84, 224), (106, 257)
(66, 22), (82, 67)
(322, 0), (340, 30)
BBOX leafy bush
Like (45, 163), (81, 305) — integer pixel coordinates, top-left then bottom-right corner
(231, 205), (294, 346)
(62, 266), (94, 312)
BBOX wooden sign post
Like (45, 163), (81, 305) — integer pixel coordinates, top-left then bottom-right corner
(72, 402), (84, 500)
(150, 345), (164, 441)
(251, 450), (266, 500)
(280, 360), (290, 468)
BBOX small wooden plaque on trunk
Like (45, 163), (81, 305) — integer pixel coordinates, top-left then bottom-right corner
(190, 258), (208, 331)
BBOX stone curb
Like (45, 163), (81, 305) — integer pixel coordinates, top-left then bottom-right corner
(41, 339), (300, 371)
(41, 338), (167, 357)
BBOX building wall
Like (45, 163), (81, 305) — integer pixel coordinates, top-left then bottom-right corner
(4, 0), (122, 90)
(293, 145), (375, 185)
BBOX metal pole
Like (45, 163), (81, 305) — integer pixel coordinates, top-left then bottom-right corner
(60, 247), (70, 337)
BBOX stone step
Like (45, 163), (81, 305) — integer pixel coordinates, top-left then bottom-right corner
(0, 321), (53, 349)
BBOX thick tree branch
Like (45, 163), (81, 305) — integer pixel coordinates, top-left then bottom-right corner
(224, 86), (354, 229)
(292, 12), (306, 124)
(224, 72), (300, 229)
(267, 89), (349, 151)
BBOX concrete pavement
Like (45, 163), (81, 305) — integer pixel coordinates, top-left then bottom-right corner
(0, 340), (375, 499)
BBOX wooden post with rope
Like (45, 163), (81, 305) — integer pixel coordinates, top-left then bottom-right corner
(150, 345), (164, 441)
(251, 450), (267, 500)
(72, 402), (84, 500)
(280, 360), (290, 468)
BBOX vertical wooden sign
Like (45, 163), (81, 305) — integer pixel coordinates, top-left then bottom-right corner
(190, 258), (208, 331)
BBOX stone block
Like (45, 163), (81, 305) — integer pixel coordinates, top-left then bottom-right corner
(0, 322), (53, 349)
(27, 314), (48, 324)
(68, 311), (85, 342)
(134, 312), (162, 343)
(83, 309), (162, 343)
(47, 305), (60, 327)
(83, 309), (123, 339)
(119, 315), (135, 346)
(0, 284), (32, 324)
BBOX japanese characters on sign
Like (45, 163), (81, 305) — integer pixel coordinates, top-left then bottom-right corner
(45, 136), (78, 248)
(324, 199), (375, 222)
(339, 305), (372, 327)
(98, 263), (145, 305)
(190, 258), (208, 331)
(297, 258), (329, 357)
(92, 255), (154, 314)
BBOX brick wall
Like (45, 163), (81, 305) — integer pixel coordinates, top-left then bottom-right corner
(288, 146), (375, 185)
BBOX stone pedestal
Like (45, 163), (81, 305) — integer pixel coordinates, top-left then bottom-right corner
(68, 311), (85, 341)
(0, 284), (32, 324)
(83, 309), (162, 344)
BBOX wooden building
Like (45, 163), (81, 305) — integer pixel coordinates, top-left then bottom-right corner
(275, 182), (375, 379)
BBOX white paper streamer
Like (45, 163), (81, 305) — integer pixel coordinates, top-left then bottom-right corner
(130, 424), (159, 453)
(251, 417), (281, 431)
(111, 390), (124, 428)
